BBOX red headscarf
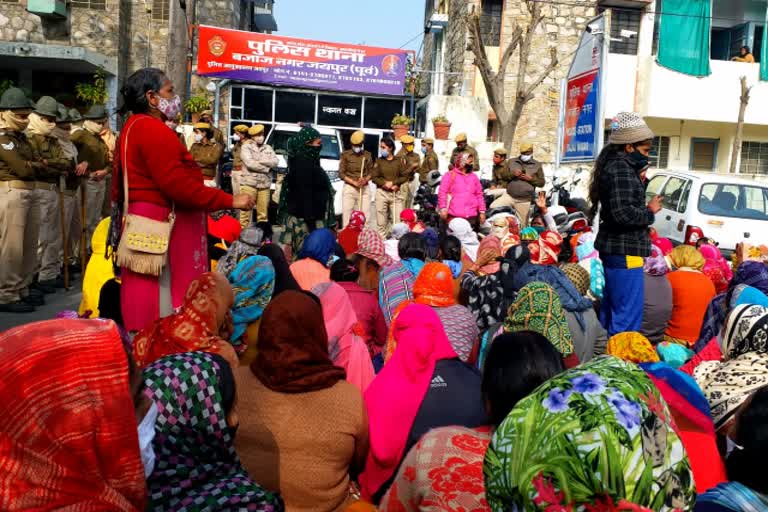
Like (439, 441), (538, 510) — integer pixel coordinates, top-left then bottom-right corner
(399, 209), (425, 233)
(207, 214), (242, 244)
(529, 230), (563, 265)
(413, 262), (457, 307)
(0, 319), (146, 511)
(132, 272), (238, 368)
(476, 235), (502, 275)
(339, 210), (366, 255)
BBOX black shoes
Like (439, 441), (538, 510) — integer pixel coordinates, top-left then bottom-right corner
(22, 294), (45, 307)
(39, 277), (65, 289)
(0, 301), (35, 313)
(31, 281), (56, 294)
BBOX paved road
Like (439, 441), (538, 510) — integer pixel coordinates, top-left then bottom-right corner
(0, 282), (82, 332)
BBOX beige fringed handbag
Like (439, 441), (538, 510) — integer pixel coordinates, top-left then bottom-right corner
(115, 120), (175, 276)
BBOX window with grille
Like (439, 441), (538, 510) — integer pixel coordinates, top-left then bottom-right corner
(152, 0), (169, 22)
(610, 8), (641, 55)
(741, 141), (768, 175)
(71, 0), (105, 9)
(649, 136), (670, 169)
(479, 0), (503, 47)
(0, 0), (20, 4)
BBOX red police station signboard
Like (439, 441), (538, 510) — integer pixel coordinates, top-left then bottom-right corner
(197, 25), (409, 96)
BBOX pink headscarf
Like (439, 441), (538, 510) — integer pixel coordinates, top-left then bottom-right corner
(477, 235), (502, 275)
(653, 237), (674, 256)
(312, 282), (375, 394)
(360, 304), (458, 500)
(699, 243), (733, 293)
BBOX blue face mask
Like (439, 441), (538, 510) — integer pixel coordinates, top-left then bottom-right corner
(379, 148), (389, 158)
(421, 146), (427, 155)
(137, 401), (158, 478)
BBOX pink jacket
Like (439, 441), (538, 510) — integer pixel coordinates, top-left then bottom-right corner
(438, 167), (485, 219)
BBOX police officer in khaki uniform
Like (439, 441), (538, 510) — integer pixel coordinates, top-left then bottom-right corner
(372, 137), (409, 236)
(190, 122), (224, 187)
(450, 132), (479, 172)
(72, 104), (111, 250)
(506, 142), (545, 227)
(26, 96), (73, 289)
(488, 147), (515, 208)
(239, 124), (278, 225)
(230, 123), (250, 196)
(67, 108), (86, 271)
(418, 137), (439, 184)
(0, 87), (47, 312)
(199, 110), (226, 147)
(339, 130), (373, 227)
(396, 134), (421, 208)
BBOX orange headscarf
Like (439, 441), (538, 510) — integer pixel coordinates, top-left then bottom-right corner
(132, 272), (238, 368)
(0, 319), (146, 511)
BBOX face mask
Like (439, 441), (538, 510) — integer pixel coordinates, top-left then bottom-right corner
(405, 144), (414, 153)
(156, 94), (182, 121)
(3, 112), (29, 132)
(352, 145), (363, 154)
(27, 113), (56, 136)
(520, 154), (533, 162)
(254, 135), (265, 145)
(232, 133), (241, 141)
(627, 150), (650, 172)
(492, 222), (509, 239)
(464, 163), (474, 172)
(194, 133), (203, 143)
(379, 148), (390, 158)
(421, 146), (427, 155)
(83, 120), (104, 134)
(137, 401), (158, 478)
(308, 144), (322, 160)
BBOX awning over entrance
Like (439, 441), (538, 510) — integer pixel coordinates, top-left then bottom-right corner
(0, 42), (116, 75)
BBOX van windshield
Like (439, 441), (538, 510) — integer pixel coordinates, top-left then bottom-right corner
(698, 183), (768, 220)
(270, 130), (340, 160)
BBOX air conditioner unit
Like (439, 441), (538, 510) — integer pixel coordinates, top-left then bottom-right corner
(27, 0), (67, 19)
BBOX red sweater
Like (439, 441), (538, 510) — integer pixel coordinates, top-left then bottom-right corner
(112, 114), (232, 211)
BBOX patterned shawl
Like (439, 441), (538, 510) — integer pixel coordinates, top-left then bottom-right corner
(143, 352), (283, 511)
(694, 304), (768, 430)
(644, 245), (670, 276)
(529, 230), (562, 265)
(227, 256), (275, 350)
(216, 226), (264, 277)
(504, 282), (574, 357)
(607, 332), (660, 364)
(379, 260), (421, 325)
(697, 482), (768, 512)
(560, 263), (590, 297)
(286, 125), (321, 159)
(0, 319), (146, 511)
(484, 356), (695, 511)
(132, 273), (238, 368)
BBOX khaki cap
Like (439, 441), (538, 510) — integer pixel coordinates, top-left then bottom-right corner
(520, 142), (534, 153)
(233, 124), (249, 133)
(350, 130), (365, 145)
(200, 109), (213, 116)
(400, 134), (415, 144)
(248, 124), (265, 136)
(193, 122), (212, 130)
(494, 147), (508, 156)
(454, 132), (467, 143)
(422, 137), (434, 145)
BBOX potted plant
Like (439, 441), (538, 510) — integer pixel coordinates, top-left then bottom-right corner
(75, 69), (108, 106)
(391, 113), (414, 140)
(432, 114), (451, 140)
(185, 95), (210, 123)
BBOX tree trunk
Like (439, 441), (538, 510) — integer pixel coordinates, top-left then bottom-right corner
(729, 75), (751, 174)
(167, 0), (189, 103)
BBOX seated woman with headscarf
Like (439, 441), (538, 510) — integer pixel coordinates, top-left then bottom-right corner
(143, 352), (283, 510)
(225, 255), (275, 365)
(461, 235), (507, 332)
(641, 244), (673, 345)
(360, 304), (487, 503)
(385, 262), (480, 364)
(399, 208), (425, 234)
(384, 223), (410, 263)
(290, 228), (336, 291)
(559, 263), (608, 361)
(257, 243), (301, 298)
(132, 272), (239, 369)
(447, 217), (480, 263)
(215, 225), (264, 276)
(312, 281), (375, 393)
(575, 231), (605, 301)
(0, 319), (150, 511)
(235, 291), (368, 511)
(379, 331), (566, 511)
(378, 233), (427, 324)
(697, 386), (768, 511)
(338, 210), (366, 256)
(700, 243), (732, 294)
(483, 356), (696, 511)
(665, 245), (717, 347)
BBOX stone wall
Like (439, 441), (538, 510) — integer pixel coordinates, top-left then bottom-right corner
(443, 0), (478, 96)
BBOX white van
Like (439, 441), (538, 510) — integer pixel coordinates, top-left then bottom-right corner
(646, 170), (768, 254)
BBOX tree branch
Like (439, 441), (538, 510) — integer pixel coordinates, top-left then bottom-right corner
(523, 47), (559, 99)
(467, 6), (508, 121)
(498, 26), (523, 81)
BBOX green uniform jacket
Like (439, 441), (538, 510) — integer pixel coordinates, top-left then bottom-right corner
(372, 157), (409, 188)
(493, 160), (515, 188)
(450, 145), (479, 172)
(27, 133), (73, 183)
(0, 130), (44, 182)
(232, 140), (244, 170)
(396, 147), (421, 180)
(339, 149), (374, 185)
(506, 157), (545, 200)
(190, 141), (223, 178)
(71, 129), (111, 175)
(419, 149), (439, 183)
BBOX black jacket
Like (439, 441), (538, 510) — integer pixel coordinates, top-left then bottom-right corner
(285, 155), (330, 222)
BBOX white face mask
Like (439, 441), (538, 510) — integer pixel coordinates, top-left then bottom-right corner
(491, 223), (509, 239)
(352, 145), (363, 154)
(194, 133), (203, 143)
(137, 401), (158, 478)
(232, 133), (241, 141)
(520, 154), (533, 162)
(254, 135), (265, 145)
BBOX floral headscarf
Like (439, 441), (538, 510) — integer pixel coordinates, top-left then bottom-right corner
(560, 263), (590, 296)
(227, 255), (275, 350)
(700, 243), (732, 294)
(144, 352), (284, 511)
(286, 125), (321, 160)
(476, 235), (502, 275)
(504, 282), (574, 357)
(607, 332), (660, 364)
(216, 226), (264, 277)
(644, 245), (670, 276)
(529, 230), (562, 265)
(669, 245), (705, 271)
(484, 356), (695, 511)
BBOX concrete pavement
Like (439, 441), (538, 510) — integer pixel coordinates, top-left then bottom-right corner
(0, 284), (83, 333)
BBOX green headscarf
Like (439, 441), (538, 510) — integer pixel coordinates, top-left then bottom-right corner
(287, 125), (321, 160)
(504, 282), (574, 356)
(483, 356), (695, 511)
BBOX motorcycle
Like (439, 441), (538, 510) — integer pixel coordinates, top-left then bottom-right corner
(413, 170), (442, 229)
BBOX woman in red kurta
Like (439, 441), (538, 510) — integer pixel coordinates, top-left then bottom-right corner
(113, 68), (254, 331)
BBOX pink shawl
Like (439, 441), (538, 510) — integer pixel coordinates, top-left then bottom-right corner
(290, 257), (330, 291)
(360, 304), (458, 501)
(700, 243), (733, 281)
(312, 282), (375, 394)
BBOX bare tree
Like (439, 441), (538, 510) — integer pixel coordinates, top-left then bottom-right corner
(467, 1), (558, 145)
(729, 75), (751, 174)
